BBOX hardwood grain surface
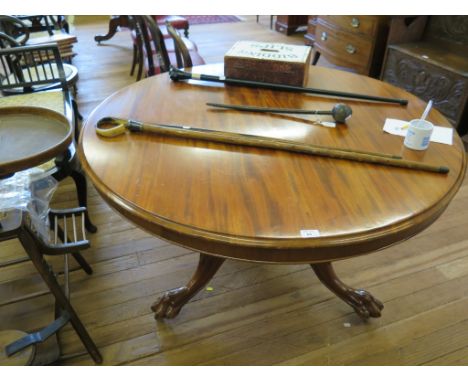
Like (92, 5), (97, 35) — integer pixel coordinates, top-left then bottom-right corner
(1, 16), (468, 366)
(79, 63), (465, 263)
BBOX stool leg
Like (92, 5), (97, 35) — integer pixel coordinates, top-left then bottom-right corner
(18, 228), (102, 364)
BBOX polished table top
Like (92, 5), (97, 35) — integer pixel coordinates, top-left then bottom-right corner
(79, 64), (466, 264)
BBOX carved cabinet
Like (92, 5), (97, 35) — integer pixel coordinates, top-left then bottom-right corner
(381, 16), (468, 134)
(313, 16), (391, 78)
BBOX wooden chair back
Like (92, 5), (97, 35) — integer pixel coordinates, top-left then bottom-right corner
(133, 15), (171, 76)
(14, 15), (69, 35)
(0, 16), (29, 45)
(0, 38), (69, 95)
(165, 20), (192, 68)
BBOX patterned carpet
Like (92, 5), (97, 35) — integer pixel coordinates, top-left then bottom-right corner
(181, 15), (242, 25)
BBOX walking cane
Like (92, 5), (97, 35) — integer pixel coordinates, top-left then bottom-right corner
(169, 67), (409, 106)
(95, 117), (448, 174)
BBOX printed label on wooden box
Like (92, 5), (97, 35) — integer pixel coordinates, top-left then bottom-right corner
(224, 41), (312, 86)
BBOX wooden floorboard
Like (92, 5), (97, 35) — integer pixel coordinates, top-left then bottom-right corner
(1, 15), (467, 366)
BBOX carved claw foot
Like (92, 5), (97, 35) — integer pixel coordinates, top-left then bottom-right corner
(311, 262), (384, 321)
(151, 287), (189, 319)
(151, 253), (225, 320)
(344, 289), (384, 320)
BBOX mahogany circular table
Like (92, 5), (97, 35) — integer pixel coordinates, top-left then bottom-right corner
(79, 63), (466, 320)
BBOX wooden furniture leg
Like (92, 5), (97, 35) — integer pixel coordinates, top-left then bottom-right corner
(311, 262), (383, 320)
(17, 228), (102, 364)
(69, 169), (97, 233)
(94, 16), (130, 43)
(312, 51), (321, 65)
(151, 253), (225, 319)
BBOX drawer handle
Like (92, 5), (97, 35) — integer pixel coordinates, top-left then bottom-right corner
(351, 17), (360, 28)
(321, 32), (328, 41)
(346, 44), (357, 54)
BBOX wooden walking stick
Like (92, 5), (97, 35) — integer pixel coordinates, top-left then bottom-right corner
(95, 117), (449, 174)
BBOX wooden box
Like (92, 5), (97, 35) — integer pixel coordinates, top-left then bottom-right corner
(224, 41), (312, 87)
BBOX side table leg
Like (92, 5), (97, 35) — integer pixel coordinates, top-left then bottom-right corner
(94, 16), (129, 43)
(151, 253), (225, 319)
(311, 262), (383, 320)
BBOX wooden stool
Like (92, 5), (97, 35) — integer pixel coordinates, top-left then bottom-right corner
(0, 208), (102, 364)
(0, 330), (36, 366)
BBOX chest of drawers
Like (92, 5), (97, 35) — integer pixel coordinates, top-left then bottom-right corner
(304, 16), (318, 46)
(275, 15), (308, 35)
(314, 16), (390, 78)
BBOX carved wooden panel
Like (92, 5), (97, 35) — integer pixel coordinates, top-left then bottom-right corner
(382, 47), (468, 128)
(424, 16), (468, 45)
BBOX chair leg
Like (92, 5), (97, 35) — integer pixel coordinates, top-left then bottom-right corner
(71, 98), (83, 142)
(72, 110), (80, 143)
(70, 253), (93, 275)
(69, 170), (97, 234)
(18, 228), (102, 364)
(72, 99), (83, 121)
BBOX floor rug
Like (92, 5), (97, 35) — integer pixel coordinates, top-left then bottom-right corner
(182, 15), (242, 25)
